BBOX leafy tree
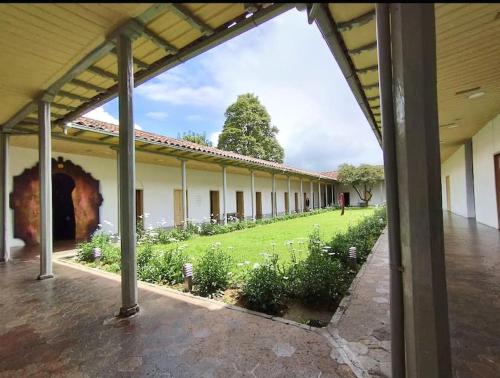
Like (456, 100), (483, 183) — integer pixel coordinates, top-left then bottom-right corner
(179, 131), (212, 147)
(217, 93), (284, 163)
(337, 164), (384, 206)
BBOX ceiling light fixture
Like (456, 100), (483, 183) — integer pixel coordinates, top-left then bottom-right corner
(468, 91), (485, 99)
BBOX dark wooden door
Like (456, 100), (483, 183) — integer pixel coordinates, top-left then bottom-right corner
(256, 192), (262, 219)
(210, 190), (220, 223)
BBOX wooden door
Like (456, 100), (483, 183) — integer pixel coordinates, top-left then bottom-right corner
(445, 176), (451, 211)
(174, 189), (184, 227)
(256, 192), (262, 219)
(210, 190), (220, 223)
(136, 189), (144, 224)
(284, 192), (289, 213)
(495, 154), (500, 226)
(236, 191), (244, 220)
(294, 192), (299, 212)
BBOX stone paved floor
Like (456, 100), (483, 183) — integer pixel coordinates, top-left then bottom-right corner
(0, 252), (355, 377)
(327, 213), (500, 377)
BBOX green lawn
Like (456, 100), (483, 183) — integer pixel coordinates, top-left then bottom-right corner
(154, 208), (375, 267)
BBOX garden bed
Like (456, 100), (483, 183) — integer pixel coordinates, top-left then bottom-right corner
(74, 207), (386, 327)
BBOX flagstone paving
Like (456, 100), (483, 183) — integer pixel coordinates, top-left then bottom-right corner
(0, 251), (354, 377)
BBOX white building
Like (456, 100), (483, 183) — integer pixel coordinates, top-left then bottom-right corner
(441, 113), (500, 229)
(6, 117), (384, 248)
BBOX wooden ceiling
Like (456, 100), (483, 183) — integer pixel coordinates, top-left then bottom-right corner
(0, 3), (291, 129)
(324, 3), (500, 161)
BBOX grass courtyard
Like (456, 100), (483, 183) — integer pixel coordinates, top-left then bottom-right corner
(154, 208), (376, 269)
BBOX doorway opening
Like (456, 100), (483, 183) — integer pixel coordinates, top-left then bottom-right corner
(136, 189), (144, 224)
(343, 192), (351, 207)
(236, 191), (244, 220)
(445, 175), (451, 211)
(494, 154), (500, 226)
(294, 192), (299, 212)
(256, 192), (262, 219)
(52, 173), (76, 241)
(210, 190), (220, 223)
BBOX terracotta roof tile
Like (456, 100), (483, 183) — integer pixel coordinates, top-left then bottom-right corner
(71, 117), (336, 181)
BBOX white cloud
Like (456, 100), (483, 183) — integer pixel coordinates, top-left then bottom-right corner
(186, 114), (203, 122)
(137, 72), (223, 108)
(146, 111), (168, 120)
(135, 10), (382, 171)
(84, 106), (142, 130)
(84, 106), (118, 124)
(209, 131), (220, 146)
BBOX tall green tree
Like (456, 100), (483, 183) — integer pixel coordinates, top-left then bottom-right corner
(337, 164), (384, 206)
(179, 131), (212, 147)
(217, 93), (284, 163)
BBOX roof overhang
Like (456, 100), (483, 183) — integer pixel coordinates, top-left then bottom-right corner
(312, 3), (500, 162)
(1, 3), (294, 131)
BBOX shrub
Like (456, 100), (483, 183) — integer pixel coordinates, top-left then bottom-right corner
(76, 231), (113, 262)
(194, 244), (232, 297)
(295, 248), (351, 305)
(329, 207), (387, 266)
(241, 253), (286, 315)
(138, 246), (188, 285)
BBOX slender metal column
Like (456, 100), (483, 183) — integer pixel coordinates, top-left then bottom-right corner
(250, 170), (255, 220)
(181, 159), (188, 229)
(38, 101), (54, 280)
(391, 4), (451, 376)
(376, 4), (404, 376)
(222, 165), (227, 225)
(287, 176), (291, 214)
(0, 133), (9, 263)
(118, 32), (139, 317)
(300, 178), (304, 213)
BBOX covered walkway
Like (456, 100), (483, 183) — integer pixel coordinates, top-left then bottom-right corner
(0, 253), (354, 377)
(329, 212), (500, 377)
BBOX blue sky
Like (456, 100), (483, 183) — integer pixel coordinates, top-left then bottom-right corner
(84, 8), (382, 172)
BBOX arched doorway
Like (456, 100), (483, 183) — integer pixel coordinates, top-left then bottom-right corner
(52, 173), (76, 240)
(11, 157), (103, 245)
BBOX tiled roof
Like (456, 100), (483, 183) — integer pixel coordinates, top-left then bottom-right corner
(320, 171), (338, 180)
(71, 117), (336, 181)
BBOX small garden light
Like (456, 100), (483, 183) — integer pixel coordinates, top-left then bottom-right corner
(93, 247), (102, 262)
(348, 246), (357, 270)
(182, 263), (193, 293)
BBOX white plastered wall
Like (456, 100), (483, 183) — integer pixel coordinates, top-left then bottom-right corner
(471, 113), (500, 229)
(334, 181), (386, 207)
(440, 145), (469, 217)
(8, 145), (336, 247)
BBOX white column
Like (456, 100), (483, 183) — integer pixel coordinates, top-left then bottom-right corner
(250, 170), (255, 220)
(0, 133), (9, 262)
(116, 149), (120, 234)
(300, 178), (304, 213)
(118, 31), (139, 317)
(317, 181), (321, 209)
(287, 176), (291, 214)
(222, 165), (227, 225)
(181, 159), (188, 229)
(310, 180), (314, 210)
(38, 101), (54, 280)
(331, 184), (335, 206)
(272, 172), (276, 217)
